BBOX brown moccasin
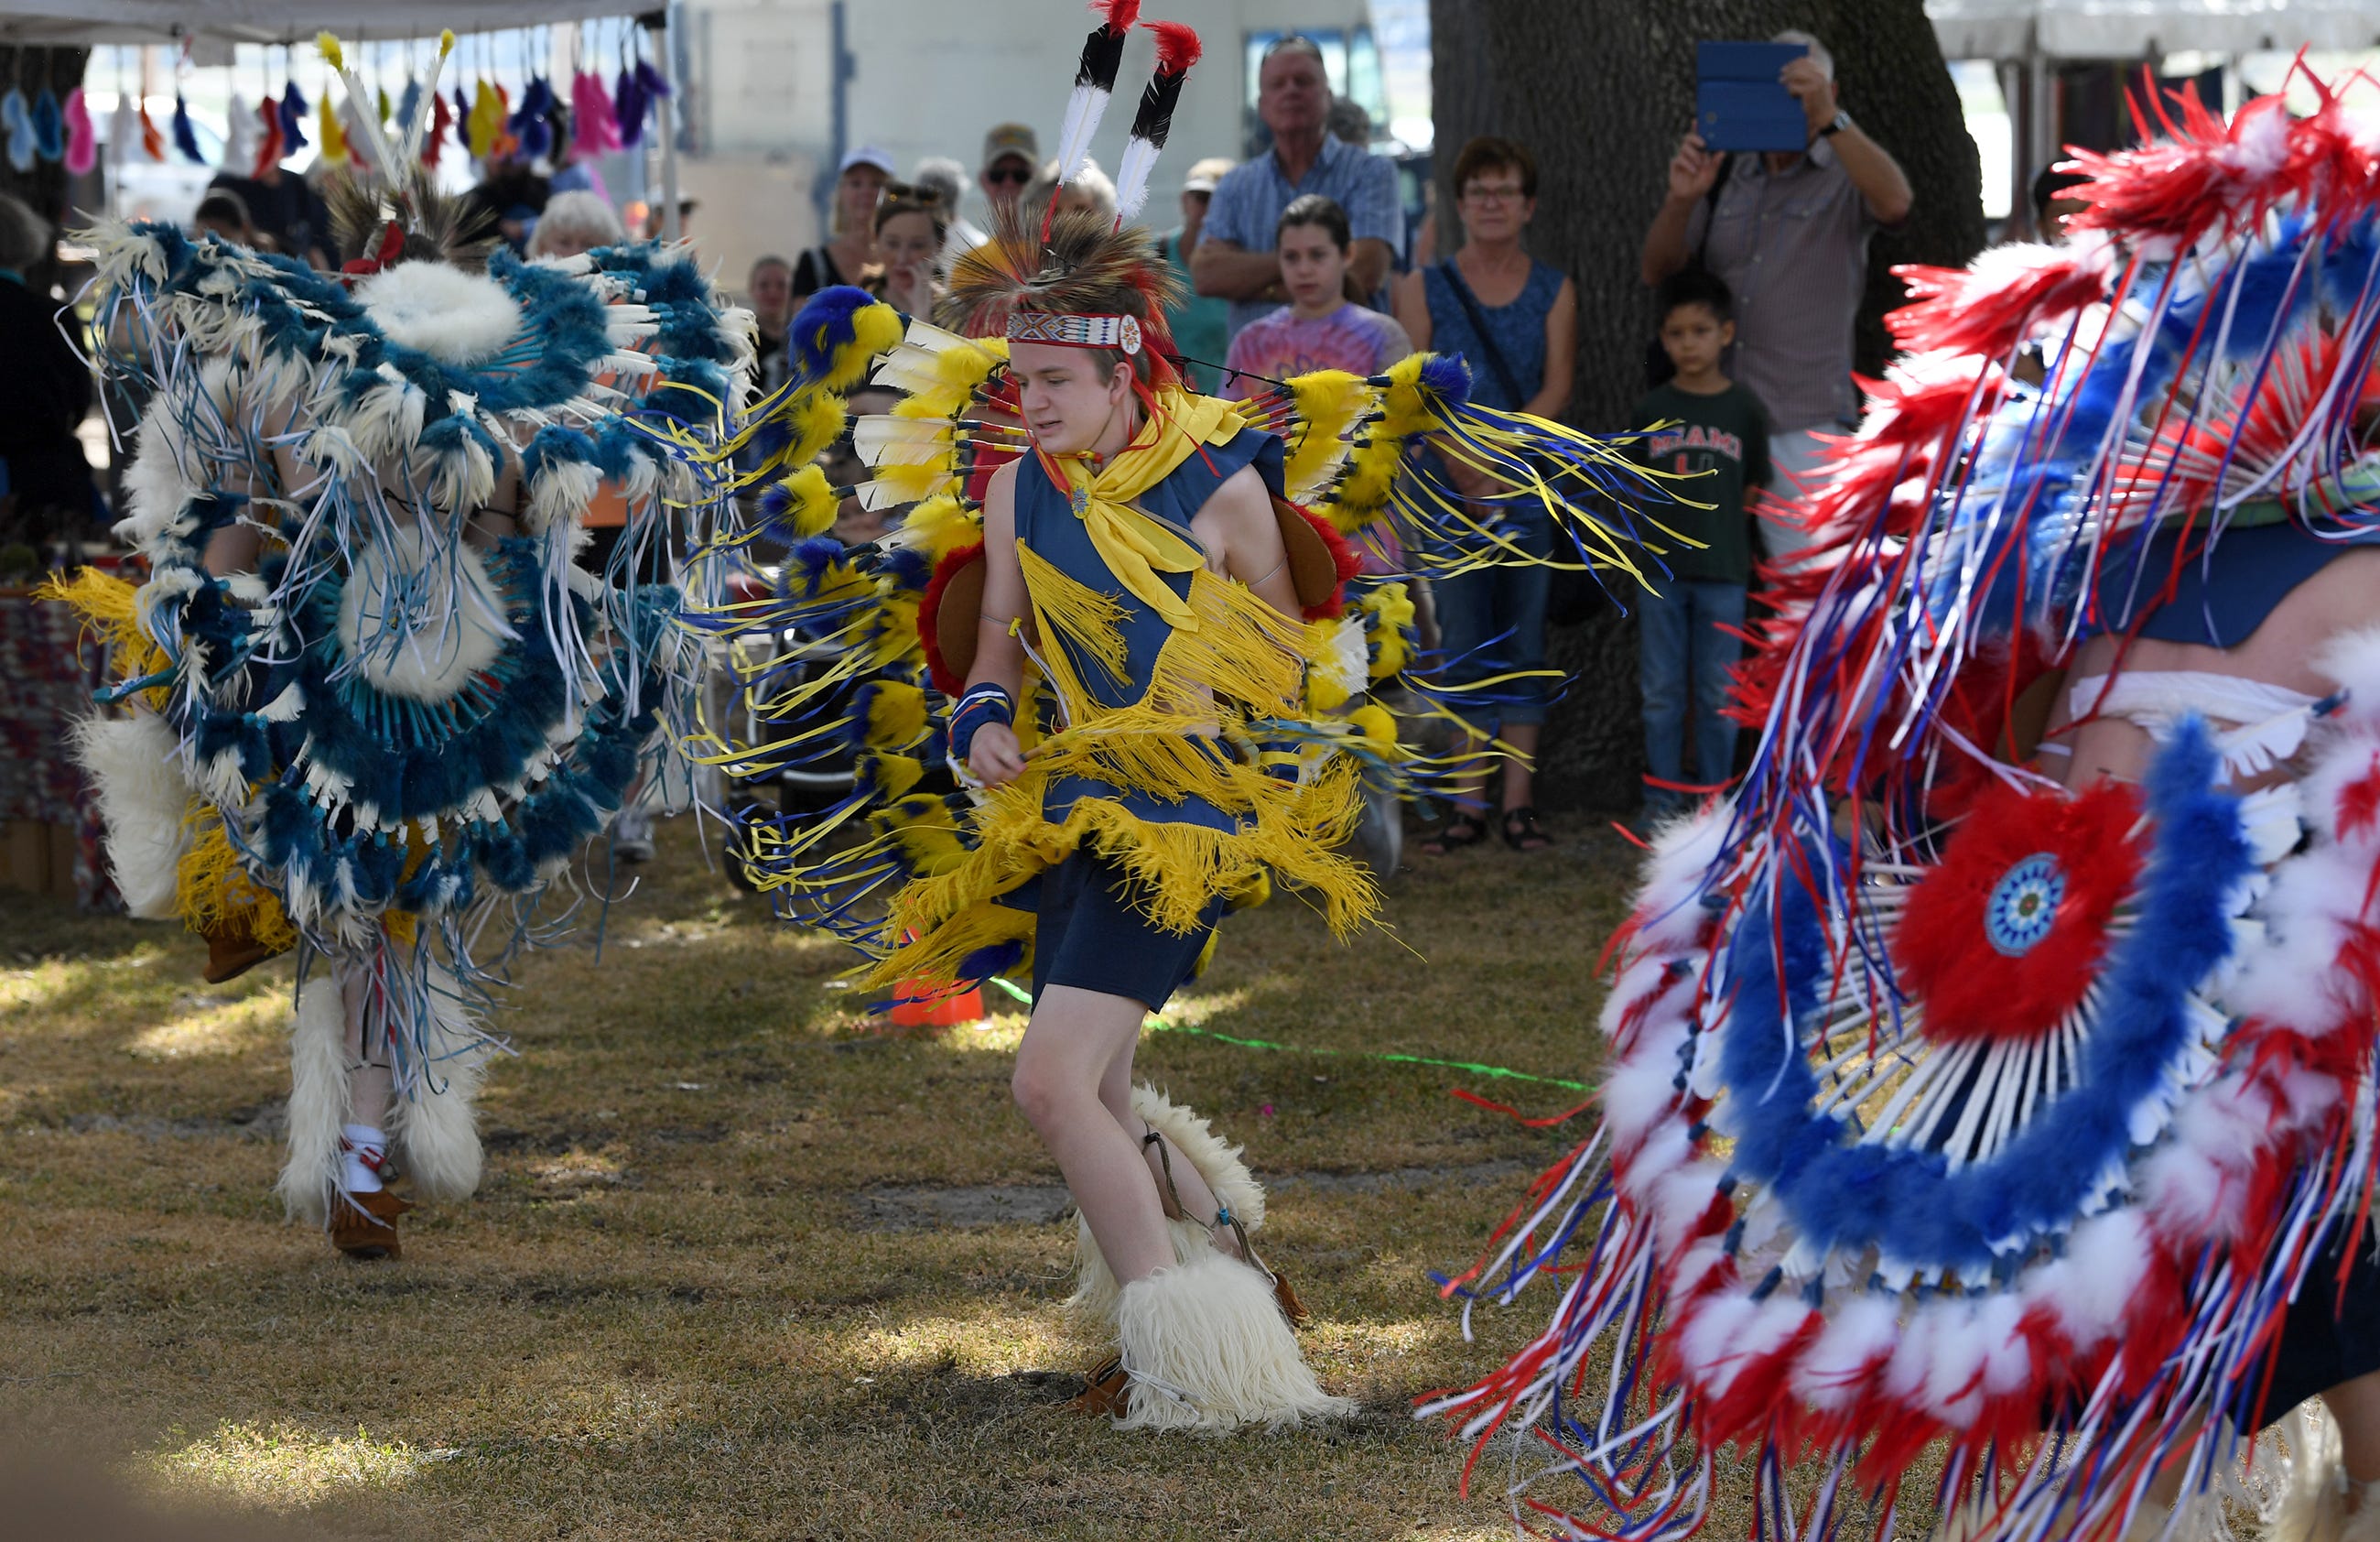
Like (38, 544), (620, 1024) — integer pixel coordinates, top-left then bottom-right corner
(1068, 1353), (1130, 1417)
(329, 1189), (415, 1261)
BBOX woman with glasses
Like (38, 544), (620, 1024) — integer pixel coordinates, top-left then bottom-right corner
(1392, 135), (1577, 855)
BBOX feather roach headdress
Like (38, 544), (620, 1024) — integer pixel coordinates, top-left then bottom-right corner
(938, 201), (1183, 376)
(1054, 0), (1141, 187)
(949, 6), (1204, 375)
(1112, 21), (1201, 221)
(317, 31), (488, 275)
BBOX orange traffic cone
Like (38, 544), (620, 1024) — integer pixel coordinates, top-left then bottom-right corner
(891, 978), (985, 1027)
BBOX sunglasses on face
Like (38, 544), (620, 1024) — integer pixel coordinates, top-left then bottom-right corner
(986, 165), (1033, 186)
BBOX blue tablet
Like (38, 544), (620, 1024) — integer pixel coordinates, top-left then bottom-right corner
(1695, 40), (1812, 154)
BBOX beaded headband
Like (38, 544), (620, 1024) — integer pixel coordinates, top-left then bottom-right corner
(1005, 310), (1143, 355)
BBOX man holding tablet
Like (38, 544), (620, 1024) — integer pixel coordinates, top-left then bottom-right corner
(1639, 30), (1912, 567)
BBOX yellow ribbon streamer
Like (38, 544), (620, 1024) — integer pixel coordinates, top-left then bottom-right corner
(1042, 389), (1244, 634)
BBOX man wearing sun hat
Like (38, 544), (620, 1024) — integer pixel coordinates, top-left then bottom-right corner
(979, 123), (1039, 219)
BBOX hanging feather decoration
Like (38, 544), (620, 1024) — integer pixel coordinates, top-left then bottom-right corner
(1055, 0), (1141, 185)
(395, 79), (421, 138)
(170, 92), (203, 164)
(317, 92), (349, 165)
(613, 65), (647, 149)
(221, 92), (257, 171)
(62, 86), (94, 175)
(633, 56), (671, 103)
(2, 91), (31, 172)
(509, 73), (554, 159)
(570, 70), (621, 159)
(106, 98), (138, 168)
(424, 88), (454, 168)
(467, 78), (503, 159)
(1111, 20), (1202, 222)
(252, 95), (285, 178)
(133, 93), (164, 162)
(280, 79), (309, 152)
(30, 88), (61, 163)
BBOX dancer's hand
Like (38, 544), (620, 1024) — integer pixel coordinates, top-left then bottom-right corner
(968, 722), (1026, 787)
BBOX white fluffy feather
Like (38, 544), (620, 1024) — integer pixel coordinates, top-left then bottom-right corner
(276, 974), (351, 1226)
(352, 261), (526, 365)
(1113, 1251), (1349, 1430)
(70, 711), (191, 918)
(387, 964), (490, 1202)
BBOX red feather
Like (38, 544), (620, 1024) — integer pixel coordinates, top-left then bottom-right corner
(918, 541), (983, 697)
(1091, 0), (1141, 34)
(1144, 19), (1202, 76)
(1893, 777), (2144, 1044)
(1294, 502), (1360, 621)
(1888, 251), (2108, 362)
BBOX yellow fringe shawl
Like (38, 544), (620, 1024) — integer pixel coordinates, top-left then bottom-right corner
(868, 550), (1379, 992)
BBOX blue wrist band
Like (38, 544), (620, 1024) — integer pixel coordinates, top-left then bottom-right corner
(950, 684), (1015, 763)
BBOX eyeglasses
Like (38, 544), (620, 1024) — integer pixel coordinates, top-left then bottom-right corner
(1463, 182), (1528, 205)
(985, 165), (1032, 186)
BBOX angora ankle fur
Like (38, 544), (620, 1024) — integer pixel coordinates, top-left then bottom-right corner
(1069, 1084), (1265, 1323)
(1113, 1251), (1350, 1432)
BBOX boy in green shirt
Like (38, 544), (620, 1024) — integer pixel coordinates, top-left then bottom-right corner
(1634, 269), (1771, 816)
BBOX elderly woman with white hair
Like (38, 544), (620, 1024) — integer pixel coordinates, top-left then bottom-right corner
(526, 190), (627, 261)
(1022, 156), (1116, 224)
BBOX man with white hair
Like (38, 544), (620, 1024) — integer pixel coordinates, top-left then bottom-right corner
(1639, 28), (1912, 565)
(911, 154), (987, 262)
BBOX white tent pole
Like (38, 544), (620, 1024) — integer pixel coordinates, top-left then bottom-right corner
(642, 5), (678, 242)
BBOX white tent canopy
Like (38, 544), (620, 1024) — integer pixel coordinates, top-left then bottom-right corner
(0, 2), (644, 47)
(1928, 0), (2380, 60)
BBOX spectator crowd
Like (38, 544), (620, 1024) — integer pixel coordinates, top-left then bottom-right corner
(14, 25), (2084, 841)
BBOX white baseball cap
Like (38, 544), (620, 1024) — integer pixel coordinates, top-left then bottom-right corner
(838, 144), (898, 177)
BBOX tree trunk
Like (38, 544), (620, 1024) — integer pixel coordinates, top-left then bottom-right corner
(1427, 0), (1984, 811)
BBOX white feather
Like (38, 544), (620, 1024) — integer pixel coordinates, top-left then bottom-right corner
(1112, 1252), (1350, 1429)
(276, 973), (350, 1226)
(69, 712), (191, 919)
(1112, 135), (1160, 222)
(352, 262), (526, 365)
(389, 963), (491, 1202)
(1053, 82), (1110, 184)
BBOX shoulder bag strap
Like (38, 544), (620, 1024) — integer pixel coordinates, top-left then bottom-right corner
(1436, 259), (1526, 408)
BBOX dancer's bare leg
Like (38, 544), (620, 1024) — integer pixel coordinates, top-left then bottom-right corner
(341, 966), (395, 1184)
(1095, 1022), (1241, 1260)
(2327, 1370), (2380, 1505)
(1014, 984), (1174, 1285)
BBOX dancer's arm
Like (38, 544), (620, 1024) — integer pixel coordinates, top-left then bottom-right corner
(964, 462), (1030, 787)
(1193, 465), (1299, 618)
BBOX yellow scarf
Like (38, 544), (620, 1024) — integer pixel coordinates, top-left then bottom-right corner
(1043, 389), (1244, 633)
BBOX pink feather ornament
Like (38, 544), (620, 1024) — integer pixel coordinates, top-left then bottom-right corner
(569, 69), (621, 158)
(62, 86), (93, 175)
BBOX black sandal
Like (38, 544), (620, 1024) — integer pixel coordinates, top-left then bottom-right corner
(1501, 807), (1553, 852)
(1421, 814), (1488, 855)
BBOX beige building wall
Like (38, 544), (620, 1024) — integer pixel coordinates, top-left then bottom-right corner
(676, 0), (1377, 301)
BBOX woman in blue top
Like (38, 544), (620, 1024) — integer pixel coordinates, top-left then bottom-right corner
(1394, 136), (1577, 852)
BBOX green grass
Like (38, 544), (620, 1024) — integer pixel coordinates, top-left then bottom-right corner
(0, 810), (1652, 1539)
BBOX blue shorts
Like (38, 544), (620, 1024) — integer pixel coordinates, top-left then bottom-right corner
(1028, 851), (1222, 1012)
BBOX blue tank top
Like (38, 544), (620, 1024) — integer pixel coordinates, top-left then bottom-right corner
(1012, 423), (1286, 831)
(1422, 257), (1563, 413)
